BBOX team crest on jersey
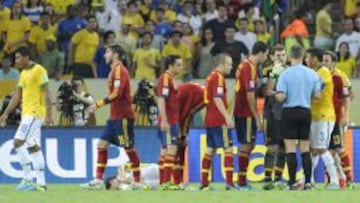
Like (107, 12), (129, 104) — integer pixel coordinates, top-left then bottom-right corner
(343, 87), (349, 96)
(114, 80), (121, 87)
(217, 87), (224, 95)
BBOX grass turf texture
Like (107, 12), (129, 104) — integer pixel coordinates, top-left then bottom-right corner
(1, 184), (360, 203)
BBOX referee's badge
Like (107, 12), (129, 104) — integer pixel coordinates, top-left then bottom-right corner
(217, 87), (224, 95)
(249, 80), (255, 89)
(162, 87), (169, 96)
(114, 79), (121, 87)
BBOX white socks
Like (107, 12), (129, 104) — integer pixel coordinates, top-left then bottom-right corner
(16, 145), (32, 181)
(321, 151), (339, 185)
(30, 151), (46, 186)
(311, 155), (319, 184)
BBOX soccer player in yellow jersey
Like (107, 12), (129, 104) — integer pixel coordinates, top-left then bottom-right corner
(0, 47), (53, 191)
(305, 48), (339, 190)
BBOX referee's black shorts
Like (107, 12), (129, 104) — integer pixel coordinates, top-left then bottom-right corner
(281, 107), (311, 140)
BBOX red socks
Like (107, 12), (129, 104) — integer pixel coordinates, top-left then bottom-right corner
(201, 153), (212, 187)
(95, 148), (107, 179)
(238, 151), (249, 186)
(224, 152), (234, 185)
(126, 149), (141, 182)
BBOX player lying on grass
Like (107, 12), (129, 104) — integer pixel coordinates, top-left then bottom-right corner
(103, 148), (158, 190)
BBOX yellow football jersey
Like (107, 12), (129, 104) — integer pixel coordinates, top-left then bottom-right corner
(17, 64), (49, 119)
(311, 66), (335, 121)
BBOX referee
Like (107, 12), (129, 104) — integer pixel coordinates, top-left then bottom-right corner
(275, 45), (321, 190)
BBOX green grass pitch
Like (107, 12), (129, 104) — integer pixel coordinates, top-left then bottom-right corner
(1, 184), (360, 203)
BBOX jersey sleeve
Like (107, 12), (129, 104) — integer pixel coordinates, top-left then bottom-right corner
(242, 63), (256, 92)
(37, 67), (49, 87)
(114, 65), (123, 94)
(157, 75), (170, 98)
(339, 74), (350, 96)
(211, 74), (224, 97)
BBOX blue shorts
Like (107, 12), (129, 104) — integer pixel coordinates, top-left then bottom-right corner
(206, 126), (233, 148)
(235, 117), (257, 144)
(157, 124), (180, 148)
(100, 119), (135, 148)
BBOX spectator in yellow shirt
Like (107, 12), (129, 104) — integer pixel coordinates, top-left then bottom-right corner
(122, 1), (145, 39)
(29, 12), (57, 58)
(133, 32), (161, 81)
(336, 42), (357, 78)
(150, 0), (177, 23)
(314, 3), (333, 50)
(0, 2), (10, 60)
(3, 2), (31, 55)
(68, 15), (99, 78)
(254, 19), (273, 46)
(45, 0), (74, 17)
(162, 30), (192, 81)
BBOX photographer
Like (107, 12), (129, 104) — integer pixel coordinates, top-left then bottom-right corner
(57, 76), (94, 126)
(133, 79), (158, 126)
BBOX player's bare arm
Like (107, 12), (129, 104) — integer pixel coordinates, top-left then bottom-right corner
(90, 71), (121, 113)
(44, 86), (54, 126)
(214, 97), (233, 128)
(158, 97), (169, 130)
(0, 89), (22, 127)
(247, 91), (262, 130)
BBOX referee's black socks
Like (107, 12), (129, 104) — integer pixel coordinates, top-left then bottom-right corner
(286, 153), (297, 185)
(301, 152), (312, 184)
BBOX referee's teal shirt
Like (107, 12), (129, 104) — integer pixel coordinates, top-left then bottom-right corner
(276, 63), (321, 109)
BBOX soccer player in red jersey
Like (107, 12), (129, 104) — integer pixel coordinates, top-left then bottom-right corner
(173, 82), (205, 186)
(157, 55), (183, 189)
(323, 51), (354, 189)
(233, 42), (268, 190)
(200, 54), (237, 190)
(80, 45), (141, 189)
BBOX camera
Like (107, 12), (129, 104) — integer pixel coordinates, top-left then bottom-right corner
(133, 79), (158, 126)
(57, 81), (75, 116)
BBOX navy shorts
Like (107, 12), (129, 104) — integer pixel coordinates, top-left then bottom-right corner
(158, 124), (180, 148)
(100, 119), (135, 149)
(329, 123), (344, 150)
(235, 117), (257, 144)
(206, 126), (233, 148)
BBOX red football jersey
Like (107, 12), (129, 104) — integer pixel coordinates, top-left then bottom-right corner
(178, 82), (205, 129)
(204, 71), (227, 128)
(332, 70), (349, 122)
(233, 59), (258, 118)
(108, 62), (135, 120)
(157, 72), (179, 125)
